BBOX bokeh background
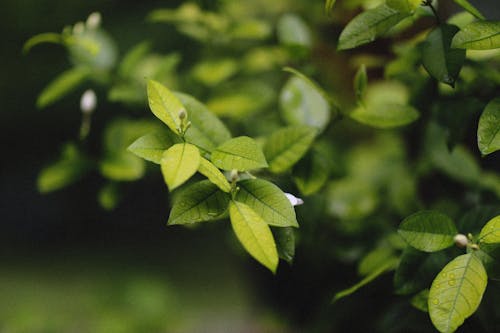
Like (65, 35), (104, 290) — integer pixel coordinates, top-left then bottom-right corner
(1, 0), (499, 332)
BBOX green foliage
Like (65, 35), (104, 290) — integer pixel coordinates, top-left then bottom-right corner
(211, 136), (268, 171)
(37, 68), (89, 108)
(161, 143), (200, 191)
(453, 0), (485, 19)
(477, 97), (500, 155)
(451, 21), (500, 50)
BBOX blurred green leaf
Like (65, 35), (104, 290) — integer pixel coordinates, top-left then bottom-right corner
(128, 131), (180, 164)
(198, 158), (231, 193)
(477, 97), (500, 155)
(387, 0), (421, 13)
(98, 182), (121, 211)
(235, 179), (298, 227)
(38, 143), (92, 193)
(264, 126), (317, 174)
(451, 21), (500, 50)
(147, 80), (184, 134)
(338, 4), (410, 50)
(475, 243), (500, 280)
(168, 180), (230, 225)
(293, 144), (333, 196)
(325, 0), (336, 14)
(354, 64), (368, 101)
(421, 25), (465, 87)
(36, 67), (89, 108)
(118, 41), (151, 77)
(453, 0), (485, 19)
(479, 216), (500, 244)
(358, 246), (396, 276)
(428, 253), (487, 333)
(229, 200), (279, 273)
(411, 289), (430, 312)
(191, 58), (238, 86)
(274, 227), (295, 264)
(211, 136), (268, 171)
(326, 178), (378, 220)
(100, 151), (145, 181)
(229, 19), (271, 40)
(277, 14), (312, 50)
(68, 29), (118, 70)
(23, 32), (63, 54)
(398, 211), (457, 252)
(161, 143), (200, 191)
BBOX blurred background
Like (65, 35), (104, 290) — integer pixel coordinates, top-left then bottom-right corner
(1, 0), (499, 332)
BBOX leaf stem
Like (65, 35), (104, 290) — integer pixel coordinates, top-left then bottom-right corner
(422, 0), (440, 25)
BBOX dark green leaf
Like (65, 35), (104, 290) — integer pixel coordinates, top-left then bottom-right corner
(211, 136), (268, 171)
(354, 64), (367, 101)
(293, 143), (333, 196)
(411, 289), (430, 312)
(274, 227), (295, 264)
(477, 97), (500, 155)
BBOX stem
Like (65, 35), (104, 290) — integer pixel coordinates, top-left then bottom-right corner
(422, 0), (440, 24)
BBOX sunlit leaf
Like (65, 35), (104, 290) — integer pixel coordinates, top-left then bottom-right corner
(36, 67), (89, 108)
(421, 24), (465, 87)
(147, 80), (185, 134)
(211, 136), (268, 171)
(337, 4), (410, 50)
(453, 0), (485, 19)
(398, 211), (457, 252)
(274, 227), (295, 264)
(264, 126), (317, 173)
(477, 97), (500, 155)
(229, 200), (279, 273)
(168, 180), (230, 225)
(428, 253), (487, 333)
(479, 215), (500, 244)
(451, 21), (500, 50)
(235, 179), (298, 227)
(128, 131), (181, 164)
(161, 143), (201, 191)
(198, 158), (231, 193)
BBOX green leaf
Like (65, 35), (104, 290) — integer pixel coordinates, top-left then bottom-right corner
(421, 24), (465, 87)
(23, 32), (63, 54)
(453, 0), (485, 19)
(354, 64), (368, 101)
(168, 180), (230, 225)
(411, 289), (430, 312)
(235, 179), (298, 227)
(394, 247), (449, 295)
(176, 92), (232, 153)
(98, 182), (121, 211)
(277, 13), (312, 49)
(332, 259), (398, 303)
(198, 158), (231, 193)
(293, 144), (332, 196)
(451, 21), (500, 50)
(398, 211), (457, 252)
(147, 80), (185, 134)
(211, 136), (268, 171)
(229, 200), (279, 273)
(477, 97), (500, 155)
(191, 58), (238, 86)
(280, 76), (331, 132)
(161, 143), (201, 191)
(118, 41), (151, 77)
(479, 215), (500, 244)
(127, 131), (180, 164)
(264, 126), (317, 174)
(99, 152), (145, 181)
(358, 246), (396, 276)
(36, 67), (89, 108)
(475, 243), (500, 280)
(387, 0), (421, 14)
(337, 4), (410, 50)
(37, 143), (92, 193)
(325, 0), (336, 14)
(428, 253), (488, 333)
(274, 227), (295, 264)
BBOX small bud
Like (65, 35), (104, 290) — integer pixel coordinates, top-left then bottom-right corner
(86, 12), (102, 30)
(230, 169), (239, 182)
(80, 89), (97, 114)
(73, 22), (85, 35)
(285, 193), (304, 206)
(178, 109), (187, 120)
(454, 234), (468, 248)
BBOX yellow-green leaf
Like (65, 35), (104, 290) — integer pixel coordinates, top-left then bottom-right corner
(37, 67), (89, 109)
(198, 158), (231, 193)
(451, 21), (500, 50)
(147, 80), (185, 134)
(453, 0), (485, 19)
(428, 253), (487, 333)
(161, 143), (200, 191)
(229, 200), (279, 273)
(211, 136), (268, 171)
(479, 215), (500, 244)
(127, 131), (180, 164)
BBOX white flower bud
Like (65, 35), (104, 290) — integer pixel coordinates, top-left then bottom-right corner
(230, 169), (239, 182)
(86, 12), (102, 30)
(285, 193), (304, 206)
(80, 89), (97, 114)
(454, 234), (468, 248)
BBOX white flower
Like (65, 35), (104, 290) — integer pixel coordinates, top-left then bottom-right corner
(454, 234), (468, 248)
(86, 12), (102, 30)
(285, 193), (304, 206)
(80, 89), (97, 114)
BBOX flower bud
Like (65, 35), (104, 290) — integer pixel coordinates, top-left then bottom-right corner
(230, 169), (239, 182)
(73, 22), (85, 35)
(285, 193), (304, 206)
(80, 89), (97, 114)
(178, 109), (187, 120)
(454, 234), (468, 248)
(86, 12), (102, 30)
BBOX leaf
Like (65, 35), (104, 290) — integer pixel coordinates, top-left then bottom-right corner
(358, 246), (396, 276)
(36, 67), (89, 108)
(235, 179), (298, 227)
(398, 211), (457, 252)
(475, 243), (500, 280)
(168, 180), (230, 225)
(211, 136), (268, 171)
(99, 152), (145, 181)
(479, 215), (500, 244)
(229, 200), (279, 273)
(23, 32), (63, 54)
(264, 126), (317, 174)
(191, 58), (238, 86)
(451, 21), (500, 50)
(428, 253), (488, 333)
(37, 143), (92, 193)
(118, 41), (151, 77)
(477, 97), (500, 155)
(161, 143), (201, 191)
(325, 0), (336, 14)
(386, 0), (421, 14)
(277, 13), (312, 49)
(394, 247), (449, 295)
(274, 227), (295, 264)
(175, 92), (232, 153)
(280, 76), (331, 132)
(337, 4), (410, 50)
(198, 158), (231, 193)
(98, 182), (121, 211)
(453, 0), (485, 19)
(421, 24), (465, 87)
(293, 144), (332, 196)
(127, 131), (180, 164)
(350, 103), (419, 128)
(354, 64), (367, 101)
(411, 289), (430, 313)
(147, 80), (185, 134)
(332, 259), (398, 303)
